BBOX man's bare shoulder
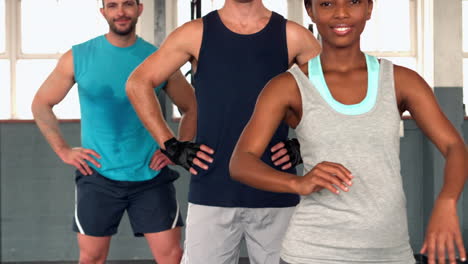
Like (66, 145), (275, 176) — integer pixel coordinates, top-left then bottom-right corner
(174, 18), (203, 36)
(160, 19), (204, 57)
(165, 19), (203, 45)
(285, 20), (315, 40)
(56, 49), (74, 77)
(286, 20), (309, 32)
(285, 20), (321, 64)
(57, 49), (73, 63)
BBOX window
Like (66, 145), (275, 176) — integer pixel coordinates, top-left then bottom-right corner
(0, 0), (5, 53)
(0, 0), (8, 119)
(16, 60), (57, 118)
(363, 0), (417, 71)
(463, 0), (468, 114)
(263, 0), (288, 18)
(21, 0), (107, 54)
(0, 59), (10, 119)
(2, 0), (107, 119)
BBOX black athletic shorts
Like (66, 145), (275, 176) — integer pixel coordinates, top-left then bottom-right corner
(72, 167), (184, 237)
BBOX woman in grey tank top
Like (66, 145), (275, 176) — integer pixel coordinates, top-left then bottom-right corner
(230, 0), (467, 263)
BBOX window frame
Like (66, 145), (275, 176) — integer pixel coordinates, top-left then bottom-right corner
(3, 0), (64, 120)
(1, 0), (152, 120)
(1, 0), (14, 119)
(364, 0), (418, 58)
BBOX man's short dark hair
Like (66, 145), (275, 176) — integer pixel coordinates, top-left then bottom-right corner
(102, 0), (140, 7)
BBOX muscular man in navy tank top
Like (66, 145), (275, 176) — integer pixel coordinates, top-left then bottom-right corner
(127, 1), (321, 263)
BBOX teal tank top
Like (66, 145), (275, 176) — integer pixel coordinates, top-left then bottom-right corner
(72, 35), (165, 181)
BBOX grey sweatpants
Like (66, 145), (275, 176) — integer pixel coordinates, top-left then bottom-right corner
(181, 203), (295, 264)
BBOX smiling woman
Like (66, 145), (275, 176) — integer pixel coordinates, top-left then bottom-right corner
(304, 0), (416, 71)
(229, 0), (468, 263)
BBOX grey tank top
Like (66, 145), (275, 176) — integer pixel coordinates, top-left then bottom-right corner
(281, 57), (415, 264)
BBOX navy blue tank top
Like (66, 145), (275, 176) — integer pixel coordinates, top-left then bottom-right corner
(190, 10), (299, 208)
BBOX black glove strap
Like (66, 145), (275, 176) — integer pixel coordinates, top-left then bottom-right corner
(284, 138), (303, 167)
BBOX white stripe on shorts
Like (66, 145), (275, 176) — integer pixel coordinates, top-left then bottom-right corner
(74, 186), (85, 234)
(172, 200), (179, 229)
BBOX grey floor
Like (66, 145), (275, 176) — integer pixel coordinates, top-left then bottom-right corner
(8, 255), (468, 264)
(1, 258), (251, 264)
(1, 262), (157, 264)
(4, 256), (468, 264)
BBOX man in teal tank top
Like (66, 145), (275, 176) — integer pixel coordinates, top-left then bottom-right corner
(31, 0), (196, 263)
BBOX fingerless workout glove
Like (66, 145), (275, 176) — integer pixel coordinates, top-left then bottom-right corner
(284, 138), (303, 167)
(161, 137), (201, 170)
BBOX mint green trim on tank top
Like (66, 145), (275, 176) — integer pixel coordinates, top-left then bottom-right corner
(308, 53), (379, 115)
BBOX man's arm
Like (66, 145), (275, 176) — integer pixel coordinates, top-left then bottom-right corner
(149, 69), (213, 173)
(126, 21), (202, 147)
(127, 20), (213, 173)
(31, 50), (101, 175)
(164, 70), (197, 142)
